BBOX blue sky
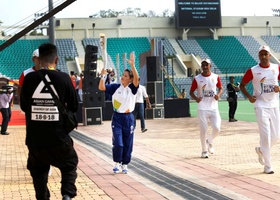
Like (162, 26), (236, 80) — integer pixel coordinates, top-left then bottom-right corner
(0, 0), (279, 26)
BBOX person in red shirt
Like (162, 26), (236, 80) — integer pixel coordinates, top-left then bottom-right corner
(19, 49), (40, 87)
(70, 71), (76, 88)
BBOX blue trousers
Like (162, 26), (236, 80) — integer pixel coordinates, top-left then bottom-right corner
(133, 103), (145, 130)
(111, 112), (134, 165)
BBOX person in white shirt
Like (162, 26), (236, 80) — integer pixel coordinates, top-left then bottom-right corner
(133, 81), (151, 132)
(240, 45), (280, 174)
(75, 73), (81, 101)
(0, 86), (14, 135)
(189, 58), (223, 159)
(99, 52), (139, 174)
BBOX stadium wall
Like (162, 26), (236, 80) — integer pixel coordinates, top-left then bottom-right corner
(55, 16), (280, 40)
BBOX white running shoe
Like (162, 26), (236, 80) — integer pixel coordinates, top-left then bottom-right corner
(48, 166), (52, 176)
(122, 164), (128, 174)
(264, 166), (274, 174)
(206, 139), (215, 154)
(201, 151), (209, 158)
(113, 162), (121, 173)
(255, 147), (265, 165)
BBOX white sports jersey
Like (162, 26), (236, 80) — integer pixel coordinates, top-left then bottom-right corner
(250, 64), (279, 108)
(135, 85), (148, 103)
(106, 83), (138, 113)
(193, 73), (221, 110)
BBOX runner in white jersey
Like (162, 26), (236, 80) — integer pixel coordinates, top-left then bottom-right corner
(190, 58), (223, 159)
(240, 45), (280, 174)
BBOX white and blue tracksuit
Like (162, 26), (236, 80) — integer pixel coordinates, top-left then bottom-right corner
(105, 83), (138, 164)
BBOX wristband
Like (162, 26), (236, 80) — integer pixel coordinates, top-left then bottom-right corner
(101, 75), (106, 81)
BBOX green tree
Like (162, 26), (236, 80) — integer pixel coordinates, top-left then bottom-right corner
(162, 9), (174, 17)
(89, 7), (170, 18)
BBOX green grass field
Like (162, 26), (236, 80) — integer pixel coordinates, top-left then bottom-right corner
(189, 100), (257, 122)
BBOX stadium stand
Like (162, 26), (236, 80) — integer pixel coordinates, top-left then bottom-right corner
(235, 36), (260, 63)
(177, 37), (220, 74)
(261, 35), (280, 52)
(55, 38), (78, 73)
(82, 38), (102, 58)
(0, 35), (270, 100)
(107, 37), (150, 72)
(0, 38), (78, 79)
(194, 36), (256, 74)
(82, 38), (115, 70)
(0, 39), (48, 80)
(148, 37), (177, 57)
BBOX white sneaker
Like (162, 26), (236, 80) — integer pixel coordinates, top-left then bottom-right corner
(201, 151), (209, 158)
(206, 139), (215, 154)
(255, 147), (265, 165)
(48, 166), (52, 176)
(264, 166), (274, 174)
(113, 162), (121, 173)
(122, 164), (128, 174)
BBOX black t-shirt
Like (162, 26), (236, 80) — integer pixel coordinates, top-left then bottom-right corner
(20, 69), (78, 148)
(227, 83), (237, 99)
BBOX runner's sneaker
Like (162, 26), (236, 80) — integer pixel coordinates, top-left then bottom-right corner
(255, 147), (265, 165)
(48, 166), (52, 176)
(122, 164), (128, 174)
(264, 166), (274, 174)
(201, 151), (209, 158)
(113, 162), (121, 173)
(206, 139), (215, 154)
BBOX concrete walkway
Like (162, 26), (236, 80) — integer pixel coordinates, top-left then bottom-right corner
(1, 111), (280, 199)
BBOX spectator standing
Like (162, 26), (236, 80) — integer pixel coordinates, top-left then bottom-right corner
(0, 85), (13, 135)
(105, 68), (116, 101)
(227, 76), (240, 122)
(70, 71), (76, 89)
(20, 43), (79, 200)
(18, 49), (40, 87)
(179, 89), (186, 98)
(133, 81), (151, 132)
(98, 52), (139, 174)
(78, 73), (83, 102)
(240, 45), (280, 174)
(189, 58), (223, 159)
(75, 73), (80, 101)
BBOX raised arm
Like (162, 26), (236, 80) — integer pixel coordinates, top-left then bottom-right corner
(127, 52), (139, 87)
(98, 68), (107, 91)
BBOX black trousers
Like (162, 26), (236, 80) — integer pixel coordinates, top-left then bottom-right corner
(1, 108), (9, 134)
(27, 139), (78, 200)
(228, 99), (238, 119)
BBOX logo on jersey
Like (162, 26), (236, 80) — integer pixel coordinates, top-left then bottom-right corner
(31, 74), (59, 121)
(32, 74), (58, 99)
(260, 77), (266, 95)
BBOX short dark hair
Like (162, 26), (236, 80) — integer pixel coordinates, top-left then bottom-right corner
(124, 69), (133, 79)
(39, 43), (57, 64)
(229, 76), (234, 80)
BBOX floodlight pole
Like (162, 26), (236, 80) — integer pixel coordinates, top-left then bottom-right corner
(71, 23), (75, 61)
(48, 0), (55, 44)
